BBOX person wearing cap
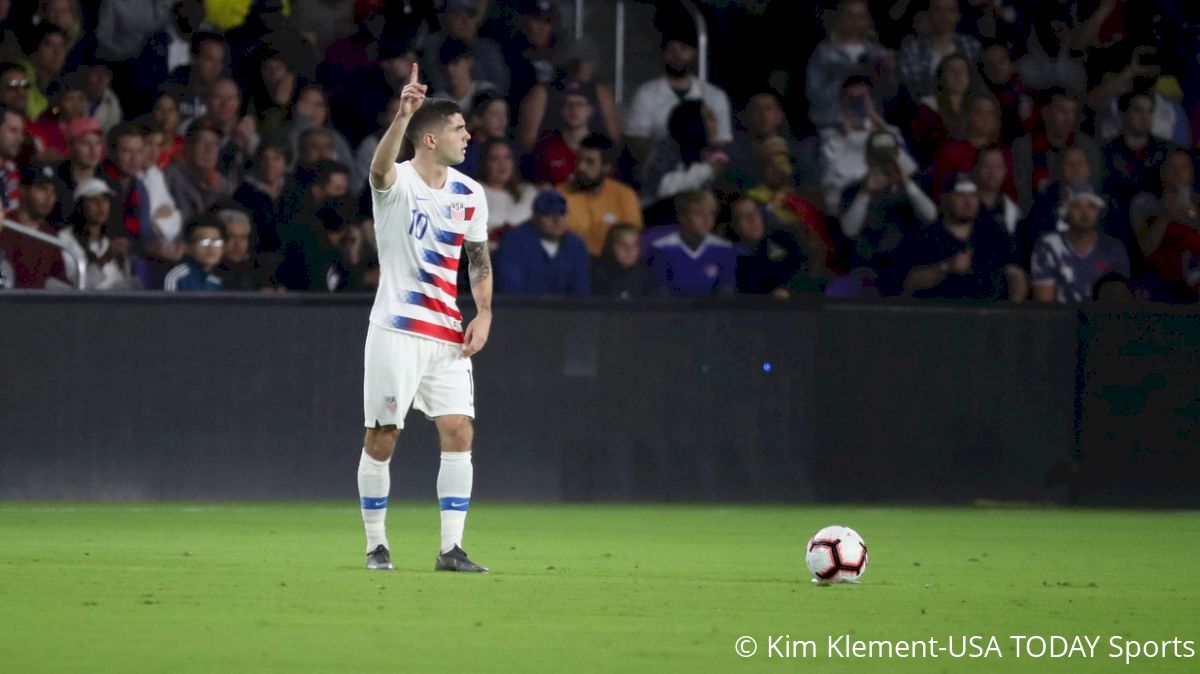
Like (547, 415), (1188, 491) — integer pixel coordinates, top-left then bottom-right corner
(495, 188), (590, 295)
(0, 164), (66, 288)
(647, 189), (736, 297)
(558, 132), (642, 257)
(52, 116), (109, 215)
(818, 75), (917, 212)
(900, 171), (1028, 302)
(423, 0), (509, 101)
(624, 20), (732, 163)
(1031, 187), (1130, 303)
(58, 178), (139, 290)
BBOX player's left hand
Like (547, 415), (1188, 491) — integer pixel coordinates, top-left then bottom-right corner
(461, 311), (491, 358)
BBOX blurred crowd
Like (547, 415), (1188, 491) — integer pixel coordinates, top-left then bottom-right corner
(0, 0), (1197, 304)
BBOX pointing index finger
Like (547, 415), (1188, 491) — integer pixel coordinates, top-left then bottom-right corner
(410, 63), (420, 86)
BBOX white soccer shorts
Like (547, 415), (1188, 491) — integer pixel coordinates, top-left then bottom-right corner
(363, 323), (475, 428)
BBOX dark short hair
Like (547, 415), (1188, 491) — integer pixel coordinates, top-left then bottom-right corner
(1041, 86), (1074, 107)
(579, 132), (615, 163)
(185, 118), (222, 144)
(439, 37), (474, 66)
(0, 103), (21, 126)
(310, 160), (351, 188)
(1117, 90), (1154, 113)
(190, 31), (228, 57)
(107, 122), (144, 149)
(256, 137), (292, 164)
(841, 75), (873, 91)
(186, 213), (225, 241)
(21, 22), (66, 55)
(400, 98), (463, 161)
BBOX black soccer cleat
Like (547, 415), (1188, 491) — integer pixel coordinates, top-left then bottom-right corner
(366, 544), (394, 570)
(435, 545), (489, 573)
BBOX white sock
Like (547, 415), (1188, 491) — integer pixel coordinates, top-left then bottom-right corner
(437, 451), (473, 554)
(358, 449), (391, 553)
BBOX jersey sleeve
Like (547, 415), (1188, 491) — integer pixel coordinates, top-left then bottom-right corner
(465, 191), (489, 243)
(370, 162), (410, 218)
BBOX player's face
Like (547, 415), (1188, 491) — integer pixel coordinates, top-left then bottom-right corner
(190, 226), (224, 267)
(433, 113), (470, 166)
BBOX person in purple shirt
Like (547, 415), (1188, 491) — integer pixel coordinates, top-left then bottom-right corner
(495, 190), (590, 295)
(647, 189), (736, 296)
(1031, 188), (1131, 303)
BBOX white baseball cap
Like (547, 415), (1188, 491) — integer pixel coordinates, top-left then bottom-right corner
(74, 178), (114, 202)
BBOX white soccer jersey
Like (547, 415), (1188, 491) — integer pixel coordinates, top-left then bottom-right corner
(369, 161), (489, 344)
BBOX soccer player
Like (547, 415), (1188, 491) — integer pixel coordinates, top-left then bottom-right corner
(358, 64), (492, 573)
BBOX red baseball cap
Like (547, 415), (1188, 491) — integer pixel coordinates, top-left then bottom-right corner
(65, 116), (104, 143)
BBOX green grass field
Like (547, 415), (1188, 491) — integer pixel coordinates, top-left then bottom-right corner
(1, 503), (1197, 673)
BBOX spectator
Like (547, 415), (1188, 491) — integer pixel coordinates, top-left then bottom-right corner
(642, 100), (726, 203)
(495, 189), (590, 295)
(979, 41), (1036, 142)
(322, 215), (379, 292)
(1102, 91), (1175, 206)
(647, 189), (736, 297)
(0, 102), (20, 212)
(0, 61), (30, 120)
(458, 91), (509, 177)
(528, 84), (591, 183)
(1131, 150), (1200, 302)
(101, 123), (154, 248)
(898, 0), (982, 98)
(558, 132), (642, 257)
(1017, 144), (1094, 267)
(194, 77), (258, 184)
(729, 196), (818, 297)
(806, 0), (895, 129)
(248, 43), (307, 136)
(504, 0), (564, 106)
(162, 31), (228, 122)
(285, 84), (356, 188)
(840, 131), (938, 292)
(135, 0), (209, 111)
(624, 25), (732, 162)
(18, 22), (68, 121)
(1011, 88), (1102, 213)
(164, 213), (225, 291)
(214, 206), (270, 291)
(932, 93), (1015, 203)
(26, 81), (87, 164)
(1088, 47), (1190, 146)
(274, 160), (352, 291)
(96, 0), (175, 62)
(334, 26), (419, 146)
(910, 52), (977, 165)
(51, 116), (106, 209)
(727, 90), (803, 192)
(137, 120), (183, 260)
(78, 64), (122, 133)
(479, 138), (536, 251)
(165, 119), (233, 225)
(423, 0), (508, 99)
(515, 39), (621, 150)
(149, 93), (185, 166)
(0, 165), (66, 288)
(431, 37), (495, 119)
(747, 136), (833, 271)
(819, 75), (917, 212)
(901, 172), (1027, 302)
(590, 223), (652, 298)
(973, 146), (1021, 241)
(58, 179), (139, 290)
(1031, 189), (1130, 303)
(232, 138), (290, 254)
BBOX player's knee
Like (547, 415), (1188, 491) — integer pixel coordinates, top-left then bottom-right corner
(363, 426), (400, 460)
(438, 418), (473, 452)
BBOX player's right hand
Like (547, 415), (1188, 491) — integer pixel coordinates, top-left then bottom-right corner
(399, 64), (428, 118)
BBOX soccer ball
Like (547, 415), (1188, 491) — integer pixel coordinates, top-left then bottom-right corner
(806, 525), (868, 584)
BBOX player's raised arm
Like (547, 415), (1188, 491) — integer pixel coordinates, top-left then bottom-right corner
(370, 64), (427, 192)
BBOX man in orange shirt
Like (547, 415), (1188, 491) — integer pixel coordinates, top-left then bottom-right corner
(557, 132), (642, 257)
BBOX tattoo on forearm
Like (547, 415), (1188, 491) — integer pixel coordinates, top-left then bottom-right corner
(465, 241), (491, 287)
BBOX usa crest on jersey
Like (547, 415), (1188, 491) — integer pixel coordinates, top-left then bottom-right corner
(450, 202), (466, 221)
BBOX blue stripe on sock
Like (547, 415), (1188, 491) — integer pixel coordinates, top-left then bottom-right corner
(361, 497), (388, 510)
(439, 497), (470, 511)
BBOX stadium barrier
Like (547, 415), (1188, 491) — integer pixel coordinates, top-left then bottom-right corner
(0, 292), (1195, 506)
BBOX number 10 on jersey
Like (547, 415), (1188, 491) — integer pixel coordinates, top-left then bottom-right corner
(409, 209), (430, 240)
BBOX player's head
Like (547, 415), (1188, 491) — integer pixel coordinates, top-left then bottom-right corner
(400, 98), (469, 166)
